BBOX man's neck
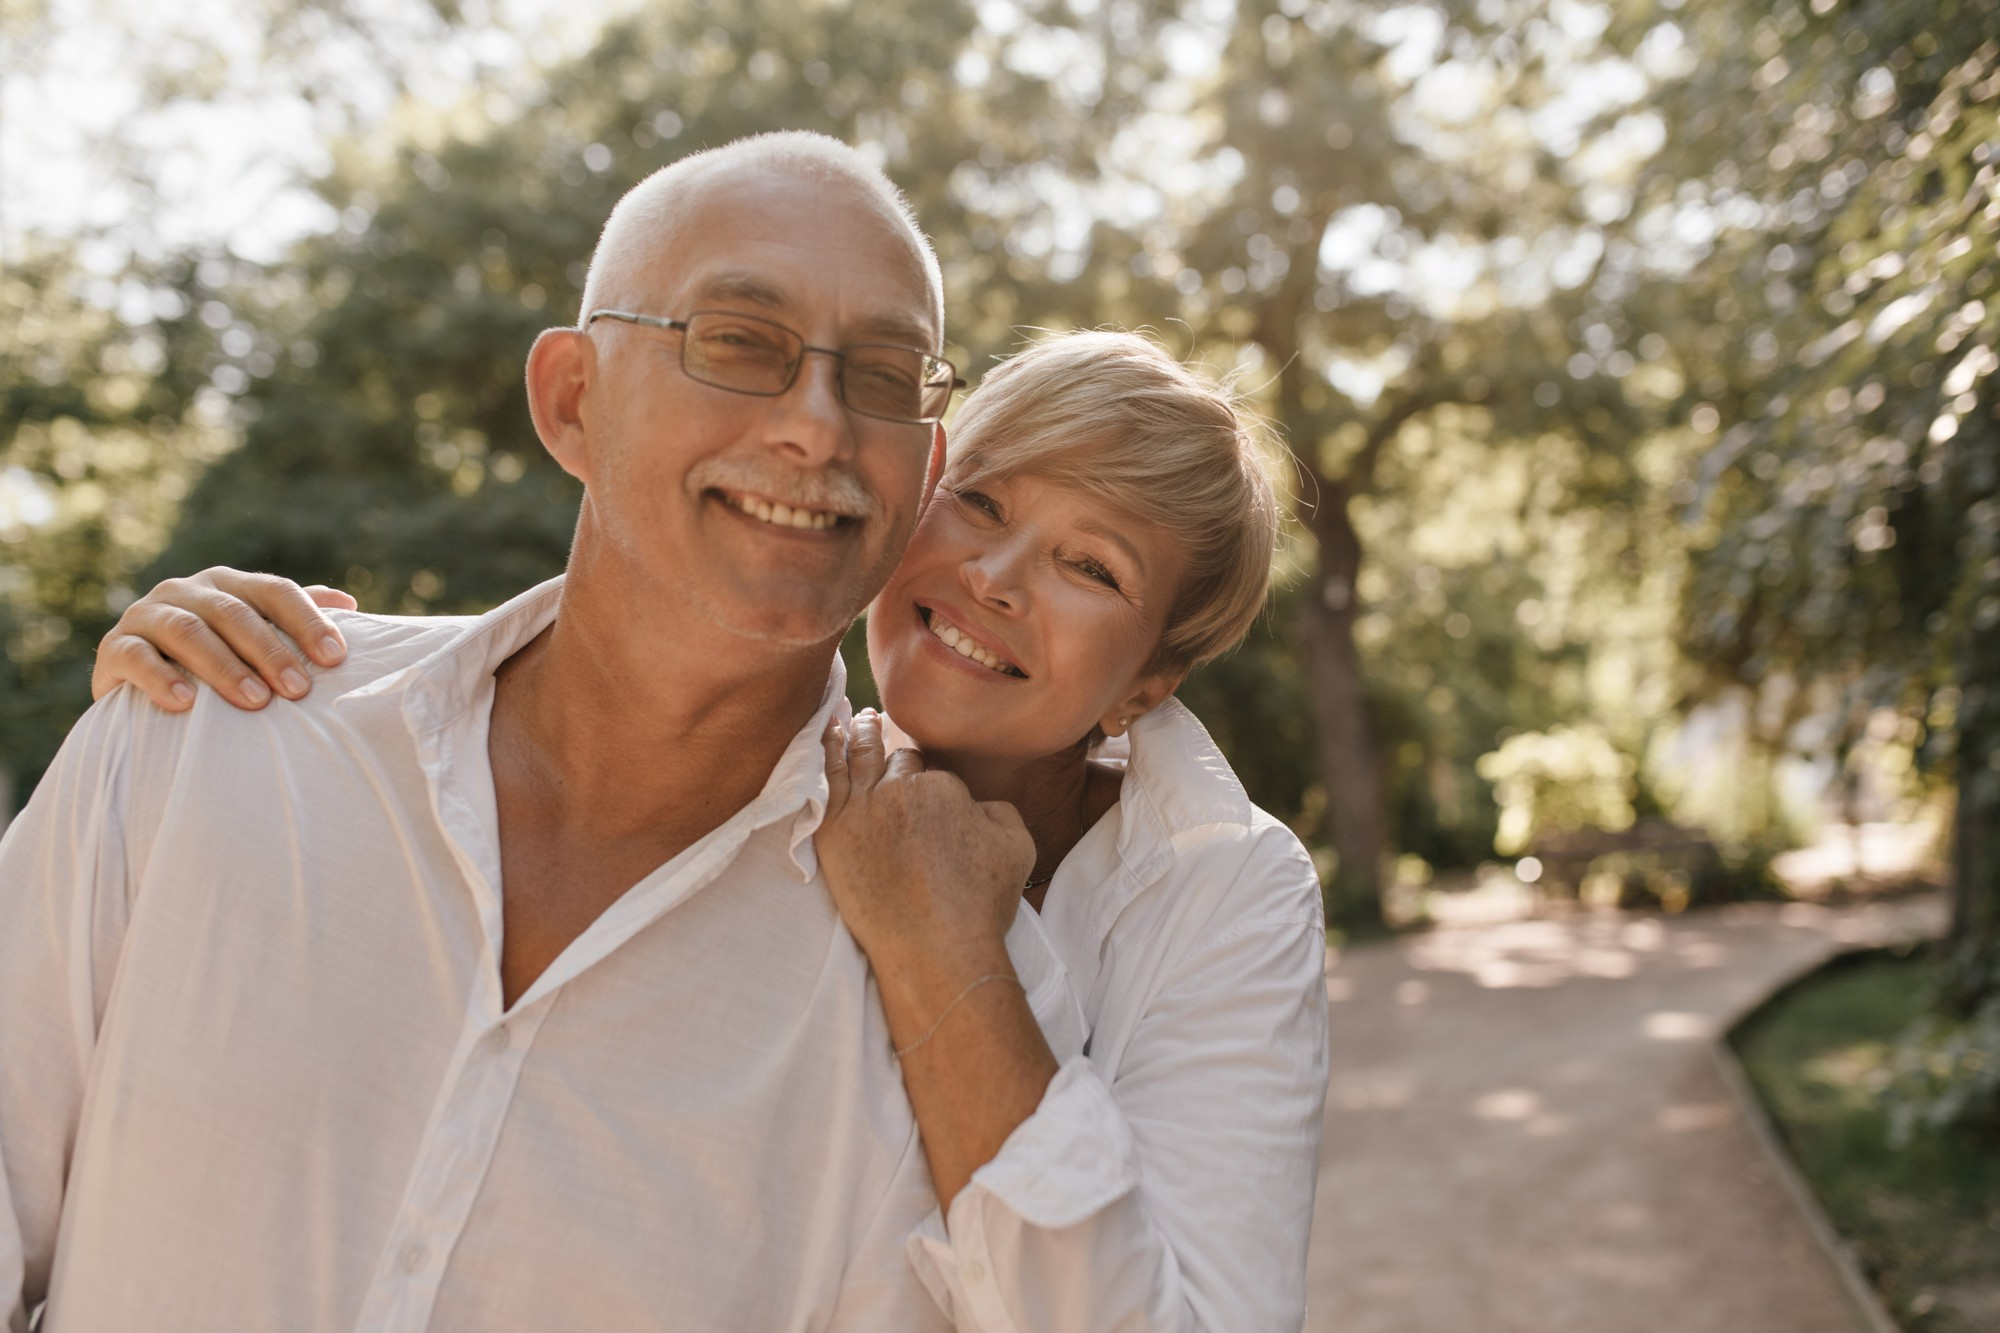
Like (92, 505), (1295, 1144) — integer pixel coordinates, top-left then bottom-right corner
(495, 547), (840, 838)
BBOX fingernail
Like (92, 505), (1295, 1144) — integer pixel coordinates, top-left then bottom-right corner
(169, 681), (196, 707)
(241, 676), (271, 705)
(280, 667), (310, 697)
(317, 635), (345, 663)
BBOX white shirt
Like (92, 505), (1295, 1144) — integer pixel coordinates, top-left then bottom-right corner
(915, 699), (1331, 1332)
(0, 578), (959, 1332)
(0, 576), (1327, 1333)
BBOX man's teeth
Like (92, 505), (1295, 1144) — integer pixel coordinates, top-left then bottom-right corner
(724, 493), (839, 530)
(928, 612), (1021, 676)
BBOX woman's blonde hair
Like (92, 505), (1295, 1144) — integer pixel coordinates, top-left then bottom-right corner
(944, 330), (1281, 675)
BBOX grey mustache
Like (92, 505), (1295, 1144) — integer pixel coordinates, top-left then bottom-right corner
(686, 455), (878, 520)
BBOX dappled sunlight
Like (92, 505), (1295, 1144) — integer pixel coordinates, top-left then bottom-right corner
(1405, 914), (1714, 990)
(1468, 1087), (1574, 1137)
(1641, 1011), (1707, 1041)
(1473, 1088), (1542, 1121)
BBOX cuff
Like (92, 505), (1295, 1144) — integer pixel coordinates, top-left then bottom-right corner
(960, 1054), (1141, 1229)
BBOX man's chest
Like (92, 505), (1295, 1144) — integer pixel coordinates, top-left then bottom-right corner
(60, 743), (923, 1330)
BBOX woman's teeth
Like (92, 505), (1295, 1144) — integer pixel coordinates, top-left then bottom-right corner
(928, 612), (1022, 677)
(724, 492), (839, 531)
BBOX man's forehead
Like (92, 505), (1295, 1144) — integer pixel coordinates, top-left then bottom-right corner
(643, 173), (939, 347)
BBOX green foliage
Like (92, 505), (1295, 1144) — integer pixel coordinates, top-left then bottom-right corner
(0, 247), (232, 788)
(1643, 0), (2000, 1012)
(2, 0), (1995, 1010)
(1890, 992), (2000, 1145)
(1735, 949), (2000, 1330)
(1477, 725), (1636, 855)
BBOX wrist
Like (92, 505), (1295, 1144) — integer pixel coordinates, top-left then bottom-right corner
(873, 938), (1016, 1039)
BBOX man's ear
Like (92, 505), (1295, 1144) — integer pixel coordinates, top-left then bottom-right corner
(525, 327), (594, 484)
(916, 422), (948, 513)
(1099, 666), (1189, 739)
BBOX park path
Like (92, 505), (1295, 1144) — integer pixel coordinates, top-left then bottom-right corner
(1305, 894), (1948, 1333)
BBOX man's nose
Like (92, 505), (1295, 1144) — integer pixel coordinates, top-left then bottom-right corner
(763, 352), (855, 466)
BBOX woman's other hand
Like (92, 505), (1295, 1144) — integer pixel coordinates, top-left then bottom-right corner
(92, 568), (357, 712)
(817, 710), (1035, 977)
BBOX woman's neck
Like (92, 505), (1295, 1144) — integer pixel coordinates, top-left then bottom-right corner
(915, 735), (1123, 893)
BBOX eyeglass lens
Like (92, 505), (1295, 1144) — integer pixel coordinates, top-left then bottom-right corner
(680, 312), (949, 423)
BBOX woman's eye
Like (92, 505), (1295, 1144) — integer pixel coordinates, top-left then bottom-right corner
(1077, 559), (1122, 590)
(955, 489), (1001, 518)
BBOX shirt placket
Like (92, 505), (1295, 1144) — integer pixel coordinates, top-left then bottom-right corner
(350, 998), (553, 1331)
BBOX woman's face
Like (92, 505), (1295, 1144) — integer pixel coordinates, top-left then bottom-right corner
(866, 469), (1185, 762)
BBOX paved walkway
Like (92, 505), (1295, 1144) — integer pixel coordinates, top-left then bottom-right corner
(1306, 895), (1947, 1333)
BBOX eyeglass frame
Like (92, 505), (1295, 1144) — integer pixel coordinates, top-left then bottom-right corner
(583, 307), (965, 426)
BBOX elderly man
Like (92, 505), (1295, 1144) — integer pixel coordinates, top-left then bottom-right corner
(0, 133), (1023, 1329)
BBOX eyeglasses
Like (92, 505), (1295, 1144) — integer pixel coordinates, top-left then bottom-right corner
(586, 308), (963, 425)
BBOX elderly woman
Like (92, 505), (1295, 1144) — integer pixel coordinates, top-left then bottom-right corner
(98, 330), (1330, 1332)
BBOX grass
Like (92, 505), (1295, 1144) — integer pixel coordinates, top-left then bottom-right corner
(1732, 948), (2000, 1333)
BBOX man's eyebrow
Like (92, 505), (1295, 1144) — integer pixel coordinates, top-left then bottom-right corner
(690, 272), (792, 312)
(851, 312), (941, 351)
(690, 271), (937, 350)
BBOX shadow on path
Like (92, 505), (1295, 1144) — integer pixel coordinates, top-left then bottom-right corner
(1307, 896), (1946, 1333)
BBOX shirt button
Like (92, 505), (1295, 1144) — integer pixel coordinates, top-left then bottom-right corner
(963, 1261), (988, 1285)
(399, 1243), (429, 1274)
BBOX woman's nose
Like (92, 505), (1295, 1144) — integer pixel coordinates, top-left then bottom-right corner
(962, 541), (1028, 610)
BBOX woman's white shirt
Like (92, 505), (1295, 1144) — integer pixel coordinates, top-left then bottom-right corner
(905, 697), (1331, 1332)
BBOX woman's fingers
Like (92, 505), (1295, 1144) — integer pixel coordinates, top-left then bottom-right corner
(978, 800), (1038, 879)
(207, 569), (348, 667)
(302, 584), (360, 615)
(883, 746), (927, 783)
(847, 710), (889, 789)
(94, 599), (278, 710)
(822, 718), (851, 818)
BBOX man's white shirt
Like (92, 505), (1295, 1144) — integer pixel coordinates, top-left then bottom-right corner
(0, 578), (953, 1331)
(0, 576), (1328, 1332)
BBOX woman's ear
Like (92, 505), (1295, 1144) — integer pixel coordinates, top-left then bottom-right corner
(526, 327), (595, 484)
(1098, 666), (1188, 738)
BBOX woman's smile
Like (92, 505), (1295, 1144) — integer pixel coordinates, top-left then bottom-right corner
(916, 602), (1028, 678)
(870, 473), (1184, 762)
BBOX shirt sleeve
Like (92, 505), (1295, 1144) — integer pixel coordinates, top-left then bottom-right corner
(0, 690), (172, 1330)
(905, 826), (1331, 1333)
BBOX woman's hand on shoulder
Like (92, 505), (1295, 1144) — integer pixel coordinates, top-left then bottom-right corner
(817, 710), (1035, 976)
(93, 567), (357, 712)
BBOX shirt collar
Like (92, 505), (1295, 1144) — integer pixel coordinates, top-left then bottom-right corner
(341, 574), (848, 883)
(1074, 696), (1256, 942)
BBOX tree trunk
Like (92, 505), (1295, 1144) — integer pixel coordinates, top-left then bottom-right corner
(1300, 469), (1388, 931)
(1947, 550), (2000, 1013)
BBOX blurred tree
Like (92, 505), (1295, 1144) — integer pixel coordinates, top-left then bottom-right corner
(1069, 0), (1685, 924)
(17, 0), (1703, 930)
(0, 245), (229, 791)
(1639, 0), (1999, 1012)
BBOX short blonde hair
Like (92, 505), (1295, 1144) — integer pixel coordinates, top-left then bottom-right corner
(945, 330), (1281, 674)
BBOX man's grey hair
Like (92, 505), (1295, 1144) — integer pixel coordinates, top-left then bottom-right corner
(578, 131), (946, 342)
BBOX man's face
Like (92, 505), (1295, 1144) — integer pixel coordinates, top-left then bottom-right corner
(575, 171), (942, 647)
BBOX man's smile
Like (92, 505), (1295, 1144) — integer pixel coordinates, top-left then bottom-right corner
(711, 487), (856, 533)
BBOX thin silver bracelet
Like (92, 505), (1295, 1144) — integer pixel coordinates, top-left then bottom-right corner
(893, 973), (1023, 1059)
